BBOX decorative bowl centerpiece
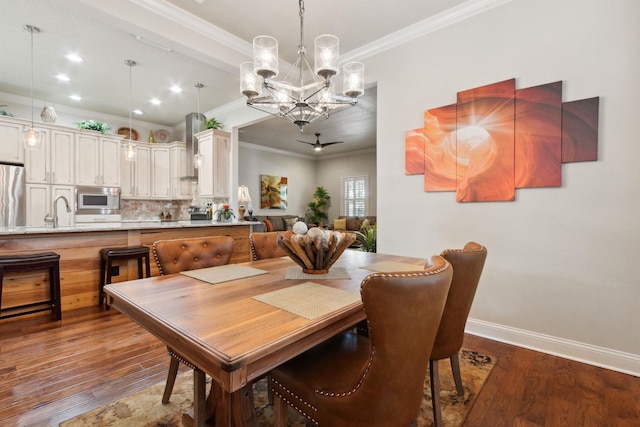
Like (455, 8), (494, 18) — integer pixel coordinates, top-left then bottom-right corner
(277, 222), (356, 274)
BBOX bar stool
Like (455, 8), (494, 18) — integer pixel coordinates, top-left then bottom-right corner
(99, 246), (151, 308)
(0, 252), (62, 321)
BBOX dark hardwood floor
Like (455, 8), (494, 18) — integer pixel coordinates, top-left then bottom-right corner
(0, 307), (638, 426)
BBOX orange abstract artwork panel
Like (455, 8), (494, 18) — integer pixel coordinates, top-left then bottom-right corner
(561, 97), (599, 162)
(455, 79), (515, 202)
(423, 104), (457, 192)
(515, 81), (563, 188)
(405, 128), (425, 175)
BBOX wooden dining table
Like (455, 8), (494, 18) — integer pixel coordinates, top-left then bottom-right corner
(104, 249), (427, 427)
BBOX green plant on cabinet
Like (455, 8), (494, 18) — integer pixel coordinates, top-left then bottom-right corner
(76, 120), (111, 134)
(206, 117), (223, 130)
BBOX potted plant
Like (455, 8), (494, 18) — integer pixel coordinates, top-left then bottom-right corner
(306, 186), (331, 226)
(206, 117), (223, 130)
(76, 120), (111, 134)
(0, 105), (13, 117)
(214, 204), (235, 222)
(355, 223), (377, 253)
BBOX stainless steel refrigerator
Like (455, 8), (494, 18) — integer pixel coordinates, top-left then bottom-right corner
(0, 162), (26, 227)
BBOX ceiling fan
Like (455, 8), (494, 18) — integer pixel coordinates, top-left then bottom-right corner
(297, 133), (344, 152)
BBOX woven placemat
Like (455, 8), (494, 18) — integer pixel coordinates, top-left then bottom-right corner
(361, 260), (424, 272)
(285, 266), (351, 280)
(252, 282), (360, 319)
(180, 265), (268, 285)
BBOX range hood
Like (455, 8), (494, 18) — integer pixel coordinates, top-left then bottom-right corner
(182, 112), (206, 181)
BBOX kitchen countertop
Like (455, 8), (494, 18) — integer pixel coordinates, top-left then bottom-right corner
(0, 220), (263, 236)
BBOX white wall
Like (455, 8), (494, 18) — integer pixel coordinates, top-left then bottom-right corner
(369, 0), (639, 374)
(238, 143), (317, 218)
(316, 149), (377, 221)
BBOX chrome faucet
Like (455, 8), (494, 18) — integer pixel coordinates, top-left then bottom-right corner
(44, 195), (72, 228)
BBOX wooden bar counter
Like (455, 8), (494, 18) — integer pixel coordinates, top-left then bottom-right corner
(0, 220), (260, 317)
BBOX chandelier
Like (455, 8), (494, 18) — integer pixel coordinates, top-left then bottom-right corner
(240, 0), (365, 132)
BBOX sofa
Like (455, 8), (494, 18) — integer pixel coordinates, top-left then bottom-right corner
(251, 214), (305, 232)
(330, 215), (377, 232)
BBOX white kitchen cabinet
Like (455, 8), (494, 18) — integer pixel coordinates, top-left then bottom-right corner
(25, 128), (74, 185)
(0, 118), (24, 164)
(170, 144), (191, 199)
(195, 129), (230, 198)
(121, 144), (150, 198)
(26, 183), (74, 227)
(150, 145), (171, 199)
(75, 133), (121, 187)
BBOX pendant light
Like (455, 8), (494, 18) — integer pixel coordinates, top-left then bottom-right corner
(193, 83), (205, 169)
(23, 25), (43, 150)
(123, 60), (137, 161)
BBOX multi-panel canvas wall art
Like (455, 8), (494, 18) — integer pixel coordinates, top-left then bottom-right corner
(405, 78), (599, 202)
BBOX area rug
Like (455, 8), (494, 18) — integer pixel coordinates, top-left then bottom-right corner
(60, 349), (495, 427)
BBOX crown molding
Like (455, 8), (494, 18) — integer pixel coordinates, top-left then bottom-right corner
(130, 0), (252, 58)
(341, 0), (513, 63)
(130, 0), (512, 66)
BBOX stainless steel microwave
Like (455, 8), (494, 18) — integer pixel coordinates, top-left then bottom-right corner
(75, 186), (121, 215)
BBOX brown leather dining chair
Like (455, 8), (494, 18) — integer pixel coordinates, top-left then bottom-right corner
(430, 241), (487, 427)
(270, 255), (453, 427)
(249, 231), (287, 260)
(152, 235), (235, 404)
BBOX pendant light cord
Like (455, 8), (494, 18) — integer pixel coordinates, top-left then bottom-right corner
(128, 62), (132, 138)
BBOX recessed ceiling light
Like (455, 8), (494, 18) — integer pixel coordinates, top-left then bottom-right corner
(170, 85), (182, 93)
(69, 94), (81, 101)
(133, 109), (144, 115)
(65, 53), (83, 63)
(56, 74), (70, 82)
(150, 98), (161, 105)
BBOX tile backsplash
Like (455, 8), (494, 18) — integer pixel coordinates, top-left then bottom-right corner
(121, 198), (229, 221)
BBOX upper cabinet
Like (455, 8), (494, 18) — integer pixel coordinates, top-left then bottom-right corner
(25, 128), (74, 185)
(75, 133), (121, 187)
(121, 144), (151, 198)
(0, 117), (25, 163)
(121, 142), (191, 201)
(196, 129), (230, 198)
(170, 145), (191, 200)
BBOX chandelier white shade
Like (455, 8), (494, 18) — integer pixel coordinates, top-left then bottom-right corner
(23, 25), (43, 150)
(240, 0), (364, 132)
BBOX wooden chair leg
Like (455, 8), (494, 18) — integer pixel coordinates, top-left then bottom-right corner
(193, 368), (207, 427)
(273, 393), (289, 427)
(267, 374), (274, 405)
(162, 355), (180, 404)
(450, 353), (465, 396)
(430, 359), (443, 427)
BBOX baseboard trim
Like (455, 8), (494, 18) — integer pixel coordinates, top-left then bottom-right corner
(466, 318), (640, 377)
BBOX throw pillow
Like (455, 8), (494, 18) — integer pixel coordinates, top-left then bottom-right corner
(268, 216), (285, 231)
(360, 218), (370, 230)
(284, 217), (299, 230)
(333, 218), (347, 230)
(263, 219), (273, 232)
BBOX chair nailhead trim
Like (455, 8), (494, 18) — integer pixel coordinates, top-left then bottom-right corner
(167, 349), (199, 371)
(271, 383), (319, 425)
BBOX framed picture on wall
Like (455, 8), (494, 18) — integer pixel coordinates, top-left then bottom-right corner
(260, 175), (288, 209)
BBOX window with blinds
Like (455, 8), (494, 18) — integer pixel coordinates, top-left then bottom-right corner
(342, 175), (368, 216)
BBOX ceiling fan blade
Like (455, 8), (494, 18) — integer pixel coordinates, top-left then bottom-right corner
(297, 140), (315, 146)
(321, 141), (344, 147)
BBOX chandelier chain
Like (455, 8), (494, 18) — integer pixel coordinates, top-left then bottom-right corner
(299, 0), (305, 51)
